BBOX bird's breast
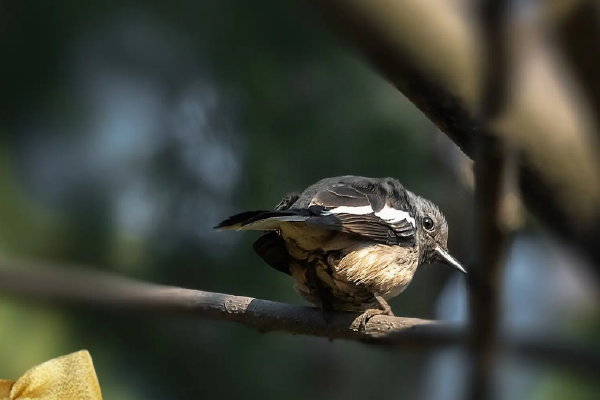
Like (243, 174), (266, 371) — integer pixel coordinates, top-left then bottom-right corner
(335, 243), (419, 298)
(287, 240), (419, 311)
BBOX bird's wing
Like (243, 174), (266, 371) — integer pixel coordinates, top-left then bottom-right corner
(306, 184), (416, 244)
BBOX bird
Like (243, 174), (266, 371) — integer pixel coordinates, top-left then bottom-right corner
(214, 175), (466, 328)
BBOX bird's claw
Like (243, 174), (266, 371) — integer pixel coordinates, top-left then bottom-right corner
(354, 308), (392, 332)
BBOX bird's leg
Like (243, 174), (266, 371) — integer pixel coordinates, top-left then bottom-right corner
(319, 295), (334, 323)
(305, 258), (334, 323)
(355, 292), (394, 332)
(315, 284), (335, 323)
(373, 292), (394, 316)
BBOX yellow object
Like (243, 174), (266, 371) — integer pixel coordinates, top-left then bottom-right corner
(0, 350), (102, 400)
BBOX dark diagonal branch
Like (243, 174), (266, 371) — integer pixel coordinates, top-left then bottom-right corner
(0, 263), (599, 380)
(306, 0), (600, 280)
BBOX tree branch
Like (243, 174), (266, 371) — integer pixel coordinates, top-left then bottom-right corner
(0, 262), (446, 342)
(0, 262), (599, 380)
(467, 0), (510, 398)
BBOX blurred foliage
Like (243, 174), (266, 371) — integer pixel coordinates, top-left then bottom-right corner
(0, 1), (597, 400)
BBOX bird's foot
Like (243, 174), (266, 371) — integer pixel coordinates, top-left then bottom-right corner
(354, 292), (394, 332)
(354, 308), (393, 332)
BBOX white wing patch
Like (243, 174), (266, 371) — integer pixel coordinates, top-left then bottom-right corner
(375, 205), (416, 227)
(322, 204), (415, 227)
(326, 205), (373, 215)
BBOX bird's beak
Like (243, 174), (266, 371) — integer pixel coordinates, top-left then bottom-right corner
(435, 245), (467, 274)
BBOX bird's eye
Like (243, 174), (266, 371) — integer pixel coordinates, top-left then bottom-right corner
(423, 217), (435, 231)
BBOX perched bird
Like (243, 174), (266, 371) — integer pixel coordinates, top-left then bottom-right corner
(214, 175), (466, 327)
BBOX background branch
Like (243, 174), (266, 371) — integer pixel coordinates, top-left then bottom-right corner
(467, 0), (510, 398)
(306, 0), (600, 280)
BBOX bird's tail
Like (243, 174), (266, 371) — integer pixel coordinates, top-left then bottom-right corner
(213, 210), (310, 231)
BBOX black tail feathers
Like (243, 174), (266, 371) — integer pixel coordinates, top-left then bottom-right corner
(213, 208), (313, 231)
(213, 210), (269, 230)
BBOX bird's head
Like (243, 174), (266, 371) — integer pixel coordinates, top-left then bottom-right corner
(409, 193), (466, 274)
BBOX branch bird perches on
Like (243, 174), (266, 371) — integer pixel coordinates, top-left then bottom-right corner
(0, 263), (598, 380)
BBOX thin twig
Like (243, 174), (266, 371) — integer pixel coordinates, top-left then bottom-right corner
(0, 262), (599, 380)
(467, 0), (511, 399)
